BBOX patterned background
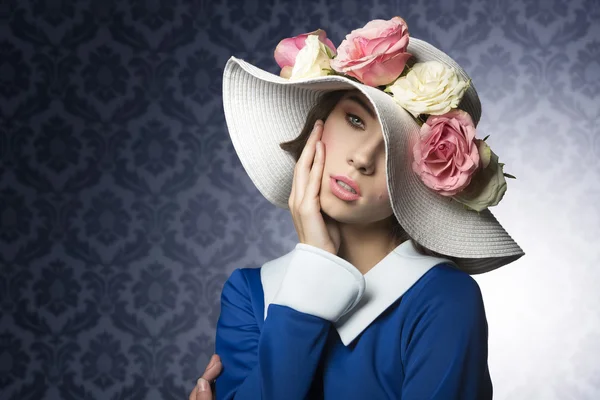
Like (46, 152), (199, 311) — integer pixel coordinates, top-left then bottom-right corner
(0, 0), (598, 398)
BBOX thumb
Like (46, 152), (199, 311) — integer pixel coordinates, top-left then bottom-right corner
(195, 378), (212, 400)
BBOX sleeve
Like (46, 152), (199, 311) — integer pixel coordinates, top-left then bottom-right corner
(215, 244), (365, 400)
(401, 268), (493, 400)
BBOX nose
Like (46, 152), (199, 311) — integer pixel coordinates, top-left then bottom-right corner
(347, 136), (384, 175)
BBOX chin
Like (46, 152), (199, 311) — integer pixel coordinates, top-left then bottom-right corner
(320, 195), (359, 223)
(321, 192), (392, 226)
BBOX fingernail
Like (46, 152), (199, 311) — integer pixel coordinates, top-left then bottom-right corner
(206, 356), (216, 370)
(197, 378), (209, 392)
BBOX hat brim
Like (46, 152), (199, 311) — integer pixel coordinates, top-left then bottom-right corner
(222, 37), (524, 274)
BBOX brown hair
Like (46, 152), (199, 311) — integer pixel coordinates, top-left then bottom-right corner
(279, 89), (460, 263)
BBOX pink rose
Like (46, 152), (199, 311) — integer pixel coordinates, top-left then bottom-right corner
(412, 109), (481, 196)
(274, 29), (337, 79)
(330, 16), (412, 87)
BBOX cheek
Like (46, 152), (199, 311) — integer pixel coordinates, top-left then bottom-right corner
(375, 186), (390, 203)
(320, 120), (340, 148)
(320, 134), (335, 164)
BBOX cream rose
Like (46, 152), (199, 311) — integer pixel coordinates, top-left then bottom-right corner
(452, 147), (508, 212)
(288, 34), (334, 80)
(385, 60), (469, 118)
(274, 29), (336, 79)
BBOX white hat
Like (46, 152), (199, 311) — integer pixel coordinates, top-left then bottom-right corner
(221, 35), (525, 274)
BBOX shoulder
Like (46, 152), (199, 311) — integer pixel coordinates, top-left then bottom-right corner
(218, 267), (266, 328)
(404, 263), (486, 322)
(220, 267), (263, 307)
(221, 268), (250, 303)
(411, 262), (483, 301)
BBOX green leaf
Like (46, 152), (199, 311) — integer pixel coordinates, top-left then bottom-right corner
(460, 202), (482, 214)
(482, 134), (490, 141)
(325, 46), (335, 58)
(417, 114), (429, 125)
(503, 172), (517, 179)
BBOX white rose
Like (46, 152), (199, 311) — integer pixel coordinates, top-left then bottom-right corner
(384, 60), (469, 117)
(289, 34), (333, 80)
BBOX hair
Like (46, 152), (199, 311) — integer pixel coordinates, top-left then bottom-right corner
(279, 89), (460, 263)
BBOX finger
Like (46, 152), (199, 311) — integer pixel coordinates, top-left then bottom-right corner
(295, 121), (323, 185)
(194, 361), (222, 400)
(295, 121), (323, 202)
(289, 164), (296, 210)
(194, 378), (212, 400)
(192, 355), (222, 400)
(305, 140), (325, 200)
(202, 360), (222, 382)
(297, 120), (323, 168)
(204, 354), (220, 371)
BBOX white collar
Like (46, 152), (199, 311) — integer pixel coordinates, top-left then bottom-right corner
(260, 240), (456, 346)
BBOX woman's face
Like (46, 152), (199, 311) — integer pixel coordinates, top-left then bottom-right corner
(319, 91), (395, 226)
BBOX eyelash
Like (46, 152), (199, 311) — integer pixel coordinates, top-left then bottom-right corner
(345, 113), (365, 130)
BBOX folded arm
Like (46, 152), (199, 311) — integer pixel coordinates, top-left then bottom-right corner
(215, 243), (365, 400)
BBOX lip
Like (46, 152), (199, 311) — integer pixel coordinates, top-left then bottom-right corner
(331, 175), (361, 195)
(329, 176), (361, 201)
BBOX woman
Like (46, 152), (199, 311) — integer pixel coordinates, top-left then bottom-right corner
(190, 16), (525, 399)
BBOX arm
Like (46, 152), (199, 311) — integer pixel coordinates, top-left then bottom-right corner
(215, 243), (365, 400)
(401, 267), (493, 400)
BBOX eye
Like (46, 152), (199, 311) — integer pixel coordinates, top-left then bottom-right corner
(345, 113), (365, 130)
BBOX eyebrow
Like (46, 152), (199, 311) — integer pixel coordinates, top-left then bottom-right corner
(344, 95), (376, 120)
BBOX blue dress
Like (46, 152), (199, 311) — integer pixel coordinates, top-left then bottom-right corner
(214, 240), (492, 399)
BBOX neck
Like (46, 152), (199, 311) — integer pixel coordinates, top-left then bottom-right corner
(336, 217), (406, 275)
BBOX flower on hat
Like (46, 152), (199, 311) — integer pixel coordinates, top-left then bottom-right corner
(272, 16), (516, 212)
(274, 29), (336, 79)
(412, 109), (480, 197)
(412, 110), (513, 212)
(330, 16), (412, 87)
(384, 61), (469, 118)
(288, 35), (336, 80)
(451, 144), (508, 212)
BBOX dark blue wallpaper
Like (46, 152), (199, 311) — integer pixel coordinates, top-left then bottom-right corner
(1, 0), (599, 398)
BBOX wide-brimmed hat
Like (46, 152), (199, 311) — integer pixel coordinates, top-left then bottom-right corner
(221, 35), (525, 274)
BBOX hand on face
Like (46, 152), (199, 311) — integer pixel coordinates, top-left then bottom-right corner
(288, 119), (341, 255)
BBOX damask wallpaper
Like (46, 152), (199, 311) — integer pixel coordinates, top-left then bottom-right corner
(0, 0), (598, 399)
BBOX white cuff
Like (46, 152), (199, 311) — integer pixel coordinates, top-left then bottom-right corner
(271, 243), (365, 322)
